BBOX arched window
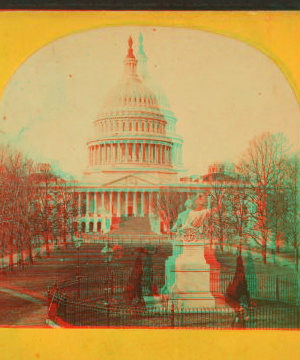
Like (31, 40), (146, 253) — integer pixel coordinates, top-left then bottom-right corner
(136, 122), (138, 131)
(123, 122), (125, 131)
(142, 122), (144, 132)
(129, 122), (132, 131)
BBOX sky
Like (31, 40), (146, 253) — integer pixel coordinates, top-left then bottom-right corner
(0, 26), (299, 179)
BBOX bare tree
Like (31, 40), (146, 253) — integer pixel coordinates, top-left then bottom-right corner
(209, 178), (231, 251)
(282, 153), (300, 271)
(238, 132), (291, 264)
(154, 189), (193, 233)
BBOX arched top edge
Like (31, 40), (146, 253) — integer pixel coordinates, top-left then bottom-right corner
(1, 22), (299, 111)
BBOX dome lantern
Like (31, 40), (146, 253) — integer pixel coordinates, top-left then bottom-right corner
(124, 36), (138, 77)
(136, 32), (149, 79)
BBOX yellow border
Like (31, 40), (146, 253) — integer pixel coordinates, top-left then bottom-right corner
(1, 11), (300, 360)
(0, 11), (300, 105)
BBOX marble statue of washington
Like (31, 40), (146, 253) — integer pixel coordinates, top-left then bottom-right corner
(181, 192), (224, 237)
(171, 198), (195, 232)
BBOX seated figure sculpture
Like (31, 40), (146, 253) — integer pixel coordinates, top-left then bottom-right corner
(181, 192), (223, 240)
(171, 198), (195, 233)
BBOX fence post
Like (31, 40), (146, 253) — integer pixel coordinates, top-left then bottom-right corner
(77, 276), (81, 299)
(276, 274), (279, 301)
(87, 275), (89, 298)
(171, 303), (175, 329)
(107, 302), (110, 327)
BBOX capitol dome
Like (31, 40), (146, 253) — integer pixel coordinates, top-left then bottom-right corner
(86, 34), (185, 182)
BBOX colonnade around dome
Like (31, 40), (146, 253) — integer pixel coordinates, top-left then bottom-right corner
(88, 140), (182, 168)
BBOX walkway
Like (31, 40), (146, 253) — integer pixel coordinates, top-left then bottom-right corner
(0, 286), (48, 327)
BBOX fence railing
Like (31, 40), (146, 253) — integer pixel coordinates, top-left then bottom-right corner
(50, 295), (300, 329)
(48, 270), (300, 328)
(51, 271), (299, 305)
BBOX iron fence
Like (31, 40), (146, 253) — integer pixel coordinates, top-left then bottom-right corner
(51, 296), (300, 329)
(48, 270), (300, 328)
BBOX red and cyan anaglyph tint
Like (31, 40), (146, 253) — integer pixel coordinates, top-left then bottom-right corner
(0, 28), (299, 329)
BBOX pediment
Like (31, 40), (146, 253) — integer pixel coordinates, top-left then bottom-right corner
(102, 174), (158, 187)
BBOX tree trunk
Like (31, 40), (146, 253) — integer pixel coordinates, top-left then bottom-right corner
(28, 239), (33, 265)
(63, 228), (67, 248)
(295, 246), (299, 272)
(9, 234), (14, 272)
(20, 236), (24, 270)
(54, 234), (58, 253)
(35, 235), (41, 259)
(262, 243), (267, 265)
(17, 233), (22, 269)
(1, 239), (5, 271)
(44, 232), (50, 256)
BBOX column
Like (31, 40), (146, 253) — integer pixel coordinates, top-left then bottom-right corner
(138, 142), (142, 162)
(78, 192), (81, 217)
(86, 190), (90, 216)
(117, 142), (121, 162)
(141, 190), (144, 217)
(133, 191), (137, 216)
(86, 218), (89, 233)
(125, 142), (128, 162)
(170, 146), (173, 165)
(93, 192), (97, 232)
(160, 144), (162, 164)
(149, 142), (153, 163)
(150, 190), (153, 215)
(94, 192), (97, 216)
(110, 191), (113, 215)
(133, 141), (136, 161)
(117, 191), (121, 217)
(125, 191), (129, 217)
(179, 144), (182, 163)
(142, 141), (146, 161)
(107, 143), (111, 163)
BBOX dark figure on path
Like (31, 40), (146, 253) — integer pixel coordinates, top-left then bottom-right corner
(226, 251), (251, 328)
(124, 248), (148, 306)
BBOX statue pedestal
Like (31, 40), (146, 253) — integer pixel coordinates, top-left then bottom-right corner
(162, 237), (225, 309)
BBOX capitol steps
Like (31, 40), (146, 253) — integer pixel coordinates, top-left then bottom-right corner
(109, 216), (155, 235)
